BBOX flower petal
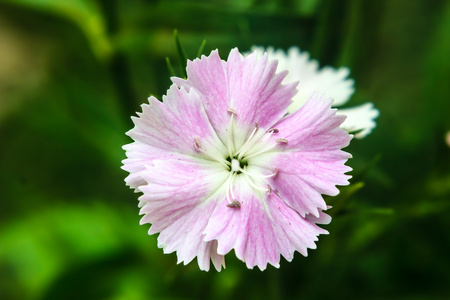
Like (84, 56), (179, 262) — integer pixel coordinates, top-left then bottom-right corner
(226, 49), (297, 131)
(337, 103), (379, 138)
(172, 50), (230, 138)
(122, 83), (227, 191)
(271, 93), (353, 152)
(122, 143), (194, 192)
(250, 46), (355, 112)
(270, 150), (351, 217)
(128, 84), (225, 155)
(139, 159), (229, 271)
(260, 94), (352, 217)
(173, 48), (298, 141)
(203, 176), (328, 270)
(305, 209), (332, 225)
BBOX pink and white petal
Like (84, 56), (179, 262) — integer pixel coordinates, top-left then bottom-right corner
(122, 142), (195, 192)
(237, 156), (325, 218)
(139, 159), (229, 271)
(172, 50), (230, 139)
(267, 150), (351, 217)
(154, 200), (224, 271)
(127, 84), (226, 159)
(272, 171), (327, 218)
(197, 240), (225, 271)
(226, 49), (297, 132)
(123, 84), (228, 191)
(203, 176), (328, 270)
(250, 95), (352, 217)
(305, 209), (332, 225)
(270, 93), (353, 152)
(336, 103), (379, 138)
(267, 192), (329, 261)
(173, 48), (297, 140)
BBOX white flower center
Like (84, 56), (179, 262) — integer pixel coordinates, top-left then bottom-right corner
(193, 109), (287, 208)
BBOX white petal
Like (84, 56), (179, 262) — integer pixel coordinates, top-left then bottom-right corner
(337, 103), (379, 138)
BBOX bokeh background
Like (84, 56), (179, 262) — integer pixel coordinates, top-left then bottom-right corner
(1, 0), (449, 299)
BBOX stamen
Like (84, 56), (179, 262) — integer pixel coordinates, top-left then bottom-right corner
(266, 184), (272, 195)
(241, 143), (277, 160)
(193, 137), (230, 168)
(236, 123), (260, 159)
(262, 168), (278, 178)
(275, 138), (288, 144)
(227, 108), (237, 116)
(225, 172), (240, 208)
(248, 164), (279, 175)
(240, 167), (278, 179)
(271, 168), (278, 178)
(226, 172), (239, 206)
(225, 172), (234, 205)
(226, 199), (241, 208)
(194, 137), (202, 151)
(240, 129), (279, 159)
(229, 173), (237, 200)
(243, 173), (270, 193)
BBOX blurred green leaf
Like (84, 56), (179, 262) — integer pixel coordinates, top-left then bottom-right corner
(166, 56), (177, 77)
(2, 0), (112, 60)
(197, 39), (207, 58)
(294, 0), (321, 16)
(0, 201), (149, 299)
(174, 29), (188, 78)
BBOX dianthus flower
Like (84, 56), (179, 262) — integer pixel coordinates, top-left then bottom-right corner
(250, 46), (379, 138)
(122, 48), (352, 271)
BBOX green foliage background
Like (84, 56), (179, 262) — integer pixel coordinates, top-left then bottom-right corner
(1, 0), (449, 299)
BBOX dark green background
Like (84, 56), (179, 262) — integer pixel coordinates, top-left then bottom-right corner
(1, 0), (449, 299)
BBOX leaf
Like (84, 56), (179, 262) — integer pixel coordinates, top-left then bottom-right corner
(174, 29), (188, 78)
(2, 0), (112, 60)
(0, 201), (152, 299)
(196, 39), (207, 58)
(165, 57), (177, 77)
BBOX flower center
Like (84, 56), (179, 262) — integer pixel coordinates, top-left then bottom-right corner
(225, 156), (248, 173)
(221, 111), (284, 208)
(193, 109), (286, 208)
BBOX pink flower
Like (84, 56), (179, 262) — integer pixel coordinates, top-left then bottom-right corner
(122, 48), (352, 271)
